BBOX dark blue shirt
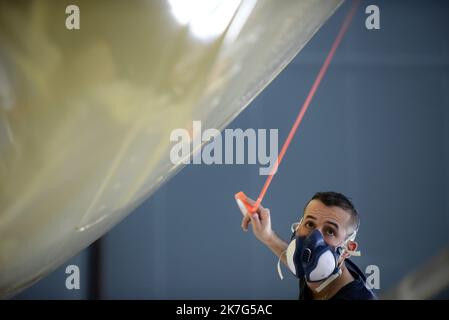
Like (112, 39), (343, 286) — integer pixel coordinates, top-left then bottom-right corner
(299, 259), (377, 300)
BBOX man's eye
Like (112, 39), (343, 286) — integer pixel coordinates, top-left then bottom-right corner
(305, 221), (315, 229)
(326, 229), (335, 237)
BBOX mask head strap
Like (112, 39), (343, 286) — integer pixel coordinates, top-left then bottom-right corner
(314, 268), (342, 293)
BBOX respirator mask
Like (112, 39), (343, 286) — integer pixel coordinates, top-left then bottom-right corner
(277, 219), (360, 293)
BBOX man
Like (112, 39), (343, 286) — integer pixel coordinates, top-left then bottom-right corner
(239, 191), (376, 300)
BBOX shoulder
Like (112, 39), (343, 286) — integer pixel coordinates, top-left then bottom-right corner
(333, 260), (377, 300)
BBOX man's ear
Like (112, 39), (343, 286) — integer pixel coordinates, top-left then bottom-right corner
(344, 240), (359, 258)
(342, 241), (358, 258)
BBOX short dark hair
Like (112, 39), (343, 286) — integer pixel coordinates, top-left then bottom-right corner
(306, 191), (360, 236)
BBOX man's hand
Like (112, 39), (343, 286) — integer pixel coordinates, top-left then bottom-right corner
(237, 195), (289, 265)
(239, 196), (274, 245)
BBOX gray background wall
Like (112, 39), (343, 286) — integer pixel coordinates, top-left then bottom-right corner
(16, 0), (449, 299)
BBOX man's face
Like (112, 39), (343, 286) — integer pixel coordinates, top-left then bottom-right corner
(295, 199), (352, 248)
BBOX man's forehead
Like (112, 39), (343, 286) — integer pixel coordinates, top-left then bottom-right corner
(303, 199), (351, 224)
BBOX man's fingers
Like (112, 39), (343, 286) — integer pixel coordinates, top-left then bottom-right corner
(250, 212), (261, 230)
(259, 207), (270, 221)
(239, 195), (269, 233)
(241, 215), (251, 231)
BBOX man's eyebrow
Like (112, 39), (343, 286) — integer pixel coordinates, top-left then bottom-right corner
(304, 215), (317, 220)
(325, 220), (339, 230)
